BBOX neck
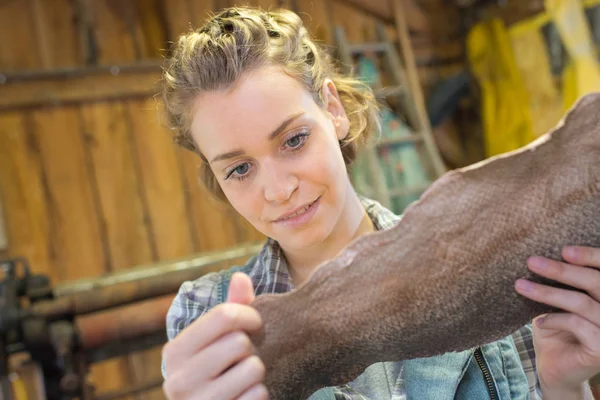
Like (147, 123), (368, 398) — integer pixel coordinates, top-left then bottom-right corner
(282, 186), (375, 286)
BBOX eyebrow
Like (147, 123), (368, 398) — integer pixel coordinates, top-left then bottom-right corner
(210, 112), (305, 163)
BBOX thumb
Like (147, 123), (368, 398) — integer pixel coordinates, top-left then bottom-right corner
(226, 272), (255, 305)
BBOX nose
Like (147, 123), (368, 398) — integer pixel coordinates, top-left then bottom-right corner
(261, 159), (298, 203)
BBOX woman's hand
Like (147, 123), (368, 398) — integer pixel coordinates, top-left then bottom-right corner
(162, 273), (268, 400)
(515, 246), (600, 398)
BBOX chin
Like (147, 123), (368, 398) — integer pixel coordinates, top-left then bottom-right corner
(279, 220), (334, 250)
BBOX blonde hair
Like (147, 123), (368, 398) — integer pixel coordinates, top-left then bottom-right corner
(161, 6), (380, 202)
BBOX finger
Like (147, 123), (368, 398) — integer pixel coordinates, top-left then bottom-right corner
(562, 246), (600, 269)
(169, 383), (269, 400)
(527, 256), (600, 301)
(163, 303), (262, 369)
(237, 384), (269, 400)
(164, 331), (255, 394)
(207, 355), (266, 400)
(536, 313), (600, 352)
(515, 279), (600, 326)
(199, 331), (256, 379)
(228, 272), (256, 305)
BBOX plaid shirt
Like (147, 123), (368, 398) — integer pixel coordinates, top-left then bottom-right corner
(164, 197), (542, 399)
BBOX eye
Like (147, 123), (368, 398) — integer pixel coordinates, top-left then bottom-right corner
(284, 132), (310, 150)
(225, 162), (251, 180)
(235, 163), (249, 175)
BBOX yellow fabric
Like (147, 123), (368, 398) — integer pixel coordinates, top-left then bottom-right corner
(546, 0), (600, 110)
(583, 0), (600, 10)
(507, 0), (600, 33)
(11, 376), (28, 400)
(508, 21), (563, 137)
(466, 19), (534, 157)
(467, 1), (600, 157)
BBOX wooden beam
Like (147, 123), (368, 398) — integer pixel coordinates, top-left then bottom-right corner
(392, 0), (447, 177)
(335, 0), (393, 24)
(0, 63), (161, 111)
(0, 191), (7, 251)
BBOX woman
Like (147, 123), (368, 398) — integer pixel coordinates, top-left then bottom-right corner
(159, 6), (600, 400)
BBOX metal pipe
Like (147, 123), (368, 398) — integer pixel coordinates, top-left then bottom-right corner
(31, 243), (262, 319)
(54, 243), (262, 296)
(75, 295), (173, 349)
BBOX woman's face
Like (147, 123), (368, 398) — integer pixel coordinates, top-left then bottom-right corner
(190, 65), (351, 250)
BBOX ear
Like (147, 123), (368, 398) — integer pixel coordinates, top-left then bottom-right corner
(321, 79), (350, 141)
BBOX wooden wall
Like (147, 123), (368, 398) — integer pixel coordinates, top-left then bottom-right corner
(0, 0), (464, 398)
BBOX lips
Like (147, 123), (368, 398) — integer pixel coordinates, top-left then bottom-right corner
(275, 199), (318, 222)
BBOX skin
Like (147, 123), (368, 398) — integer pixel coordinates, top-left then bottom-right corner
(190, 65), (374, 285)
(161, 65), (600, 399)
(518, 247), (600, 399)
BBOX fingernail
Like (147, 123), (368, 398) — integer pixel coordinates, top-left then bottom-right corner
(529, 257), (548, 270)
(564, 247), (578, 258)
(536, 316), (545, 327)
(516, 279), (534, 292)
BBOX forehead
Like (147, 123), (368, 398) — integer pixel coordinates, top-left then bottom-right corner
(190, 66), (318, 157)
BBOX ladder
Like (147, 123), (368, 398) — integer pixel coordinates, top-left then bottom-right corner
(333, 20), (446, 212)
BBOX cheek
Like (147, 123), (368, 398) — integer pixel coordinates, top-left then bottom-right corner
(223, 185), (261, 220)
(311, 134), (348, 181)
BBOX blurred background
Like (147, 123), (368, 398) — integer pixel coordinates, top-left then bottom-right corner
(0, 0), (599, 398)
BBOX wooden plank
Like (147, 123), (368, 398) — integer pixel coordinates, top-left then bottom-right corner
(0, 0), (41, 70)
(249, 0), (281, 9)
(81, 101), (156, 399)
(89, 0), (147, 64)
(297, 0), (334, 43)
(88, 358), (138, 399)
(30, 0), (82, 68)
(163, 0), (194, 40)
(135, 0), (168, 59)
(189, 0), (216, 29)
(0, 193), (6, 251)
(32, 106), (108, 280)
(215, 0), (234, 9)
(401, 0), (433, 36)
(30, 106), (119, 400)
(278, 0), (294, 10)
(178, 148), (256, 251)
(0, 112), (54, 280)
(331, 0), (375, 42)
(337, 0), (393, 23)
(81, 102), (155, 272)
(401, 0), (464, 66)
(409, 0), (462, 39)
(0, 65), (161, 111)
(127, 98), (194, 261)
(121, 346), (166, 400)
